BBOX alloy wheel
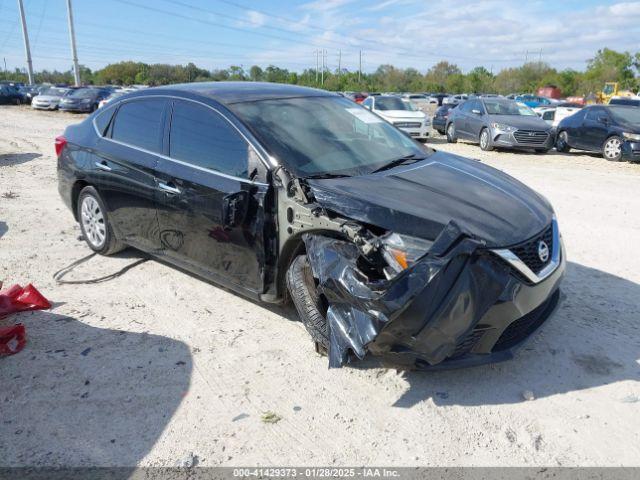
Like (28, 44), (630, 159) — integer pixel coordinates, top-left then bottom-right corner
(81, 196), (106, 248)
(480, 130), (488, 149)
(603, 137), (622, 160)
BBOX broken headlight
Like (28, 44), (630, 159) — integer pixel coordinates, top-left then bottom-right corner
(381, 232), (434, 278)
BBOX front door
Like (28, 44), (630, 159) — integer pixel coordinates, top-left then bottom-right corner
(154, 99), (268, 295)
(581, 107), (610, 151)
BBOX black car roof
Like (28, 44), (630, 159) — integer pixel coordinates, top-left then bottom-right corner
(154, 81), (337, 105)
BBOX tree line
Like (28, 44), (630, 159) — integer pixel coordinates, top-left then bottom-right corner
(3, 48), (639, 97)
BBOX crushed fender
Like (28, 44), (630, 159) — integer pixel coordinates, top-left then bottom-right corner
(303, 222), (511, 368)
(0, 283), (51, 318)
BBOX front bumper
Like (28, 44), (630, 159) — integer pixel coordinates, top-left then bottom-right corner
(622, 140), (640, 162)
(32, 101), (58, 110)
(490, 128), (555, 150)
(59, 103), (93, 112)
(304, 220), (566, 370)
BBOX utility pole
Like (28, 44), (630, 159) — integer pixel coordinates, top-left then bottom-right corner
(17, 0), (34, 84)
(315, 50), (319, 84)
(66, 0), (81, 86)
(321, 49), (325, 86)
(525, 49), (528, 64)
(338, 50), (341, 77)
(358, 50), (362, 83)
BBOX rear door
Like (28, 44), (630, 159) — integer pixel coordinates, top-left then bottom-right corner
(90, 97), (168, 252)
(154, 99), (269, 295)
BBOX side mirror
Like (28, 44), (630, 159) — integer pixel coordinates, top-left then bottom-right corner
(472, 109), (482, 115)
(598, 116), (609, 125)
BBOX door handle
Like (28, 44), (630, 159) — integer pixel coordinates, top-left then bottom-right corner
(158, 182), (181, 195)
(95, 161), (111, 172)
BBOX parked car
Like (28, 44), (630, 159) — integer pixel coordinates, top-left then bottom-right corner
(18, 85), (40, 104)
(608, 97), (640, 107)
(56, 82), (565, 369)
(362, 95), (430, 140)
(98, 91), (126, 109)
(534, 103), (582, 128)
(345, 92), (367, 104)
(429, 93), (449, 106)
(515, 94), (554, 108)
(443, 94), (467, 105)
(446, 98), (554, 152)
(556, 105), (640, 162)
(0, 84), (25, 105)
(432, 104), (457, 134)
(59, 88), (111, 112)
(402, 94), (436, 112)
(31, 87), (71, 110)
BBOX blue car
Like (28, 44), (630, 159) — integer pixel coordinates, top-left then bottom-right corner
(515, 94), (553, 108)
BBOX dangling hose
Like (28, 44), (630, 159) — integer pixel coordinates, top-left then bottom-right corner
(53, 252), (148, 285)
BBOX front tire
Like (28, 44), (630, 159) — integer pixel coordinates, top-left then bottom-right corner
(286, 255), (329, 352)
(446, 123), (457, 143)
(556, 131), (570, 153)
(603, 136), (623, 162)
(479, 128), (493, 151)
(77, 186), (125, 255)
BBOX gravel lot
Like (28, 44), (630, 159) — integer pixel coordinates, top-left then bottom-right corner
(1, 106), (639, 467)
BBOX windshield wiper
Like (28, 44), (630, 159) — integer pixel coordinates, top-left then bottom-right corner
(371, 153), (426, 174)
(303, 172), (352, 180)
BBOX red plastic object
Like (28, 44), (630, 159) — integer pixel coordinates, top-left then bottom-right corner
(0, 324), (26, 356)
(0, 284), (51, 318)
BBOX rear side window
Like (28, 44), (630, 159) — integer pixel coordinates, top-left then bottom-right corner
(94, 105), (116, 136)
(111, 98), (166, 153)
(169, 100), (249, 178)
(585, 107), (604, 121)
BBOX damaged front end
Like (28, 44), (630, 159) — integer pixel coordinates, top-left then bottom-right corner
(277, 169), (564, 370)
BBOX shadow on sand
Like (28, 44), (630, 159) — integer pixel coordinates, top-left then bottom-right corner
(0, 310), (192, 467)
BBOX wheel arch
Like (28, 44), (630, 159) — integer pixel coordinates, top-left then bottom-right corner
(71, 180), (90, 221)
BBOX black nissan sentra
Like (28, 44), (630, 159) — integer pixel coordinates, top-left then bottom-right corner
(56, 82), (565, 369)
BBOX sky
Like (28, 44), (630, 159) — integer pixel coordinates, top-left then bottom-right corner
(0, 0), (639, 75)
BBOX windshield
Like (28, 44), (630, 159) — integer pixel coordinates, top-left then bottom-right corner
(376, 97), (415, 111)
(484, 100), (537, 116)
(609, 106), (640, 125)
(67, 88), (98, 99)
(231, 96), (429, 177)
(43, 87), (69, 97)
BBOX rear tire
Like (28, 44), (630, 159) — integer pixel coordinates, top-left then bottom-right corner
(77, 186), (126, 256)
(603, 136), (623, 162)
(286, 255), (329, 353)
(446, 123), (457, 143)
(556, 131), (570, 153)
(479, 128), (493, 151)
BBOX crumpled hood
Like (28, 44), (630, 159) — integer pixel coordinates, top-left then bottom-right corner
(489, 114), (551, 131)
(307, 151), (553, 248)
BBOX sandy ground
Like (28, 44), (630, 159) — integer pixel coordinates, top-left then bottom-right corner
(1, 105), (639, 468)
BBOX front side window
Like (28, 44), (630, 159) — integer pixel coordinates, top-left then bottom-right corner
(169, 100), (249, 178)
(111, 98), (166, 153)
(585, 107), (604, 121)
(230, 96), (428, 177)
